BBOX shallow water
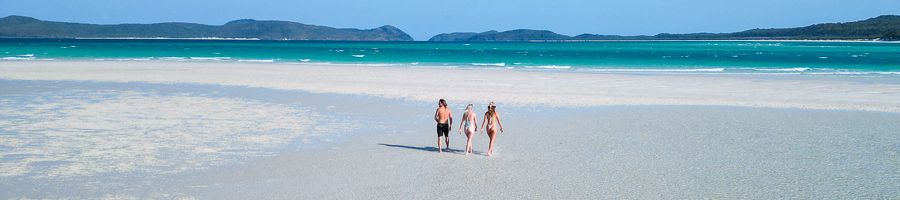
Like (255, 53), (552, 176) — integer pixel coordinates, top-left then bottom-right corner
(0, 80), (362, 198)
(2, 39), (899, 74)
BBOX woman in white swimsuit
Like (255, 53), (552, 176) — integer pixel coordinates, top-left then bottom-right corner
(480, 102), (503, 156)
(457, 104), (478, 155)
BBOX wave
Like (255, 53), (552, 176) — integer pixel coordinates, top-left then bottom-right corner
(159, 57), (187, 61)
(190, 57), (231, 61)
(6, 56), (894, 76)
(351, 54), (365, 58)
(237, 59), (275, 63)
(91, 58), (154, 61)
(523, 65), (572, 69)
(579, 68), (725, 72)
(804, 71), (900, 75)
(752, 67), (810, 72)
(121, 58), (153, 61)
(471, 63), (506, 67)
(2, 57), (35, 60)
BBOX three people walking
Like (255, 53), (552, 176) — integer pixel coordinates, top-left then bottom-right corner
(435, 99), (503, 156)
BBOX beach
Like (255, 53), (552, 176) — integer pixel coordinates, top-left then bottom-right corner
(3, 61), (900, 111)
(1, 60), (899, 198)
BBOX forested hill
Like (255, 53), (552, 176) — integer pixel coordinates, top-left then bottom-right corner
(430, 15), (900, 41)
(0, 15), (414, 41)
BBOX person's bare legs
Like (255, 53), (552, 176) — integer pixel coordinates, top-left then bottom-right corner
(437, 136), (442, 153)
(465, 131), (473, 155)
(445, 137), (450, 151)
(487, 130), (496, 156)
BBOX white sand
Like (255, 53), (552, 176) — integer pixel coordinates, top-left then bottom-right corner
(1, 63), (898, 198)
(1, 60), (899, 112)
(191, 105), (900, 199)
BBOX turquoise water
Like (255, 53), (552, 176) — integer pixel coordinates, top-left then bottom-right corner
(2, 39), (899, 74)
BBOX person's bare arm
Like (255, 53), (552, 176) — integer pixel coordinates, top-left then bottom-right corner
(480, 114), (487, 133)
(457, 112), (465, 134)
(448, 110), (453, 128)
(473, 113), (479, 132)
(434, 108), (440, 123)
(497, 113), (504, 133)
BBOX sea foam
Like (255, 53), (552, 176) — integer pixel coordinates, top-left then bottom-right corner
(237, 59), (275, 63)
(579, 68), (726, 72)
(753, 67), (810, 72)
(523, 65), (572, 69)
(190, 57), (231, 61)
(471, 63), (506, 67)
(1, 57), (34, 60)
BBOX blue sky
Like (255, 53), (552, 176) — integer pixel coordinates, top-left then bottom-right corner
(1, 0), (898, 40)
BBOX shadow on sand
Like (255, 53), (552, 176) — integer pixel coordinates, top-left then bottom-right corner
(378, 143), (440, 152)
(378, 143), (483, 155)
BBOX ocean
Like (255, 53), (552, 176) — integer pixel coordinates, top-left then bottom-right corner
(1, 38), (899, 74)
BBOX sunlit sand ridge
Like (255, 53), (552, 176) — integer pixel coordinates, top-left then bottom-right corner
(2, 61), (899, 112)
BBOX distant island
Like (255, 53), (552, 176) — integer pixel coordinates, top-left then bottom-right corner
(0, 16), (413, 41)
(430, 15), (900, 41)
(2, 15), (898, 41)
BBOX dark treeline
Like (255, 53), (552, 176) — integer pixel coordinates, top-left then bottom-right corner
(0, 16), (413, 41)
(430, 15), (900, 41)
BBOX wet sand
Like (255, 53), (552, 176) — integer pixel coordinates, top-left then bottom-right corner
(184, 104), (900, 199)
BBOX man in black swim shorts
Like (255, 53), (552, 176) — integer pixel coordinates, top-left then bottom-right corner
(437, 123), (450, 137)
(434, 99), (452, 153)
